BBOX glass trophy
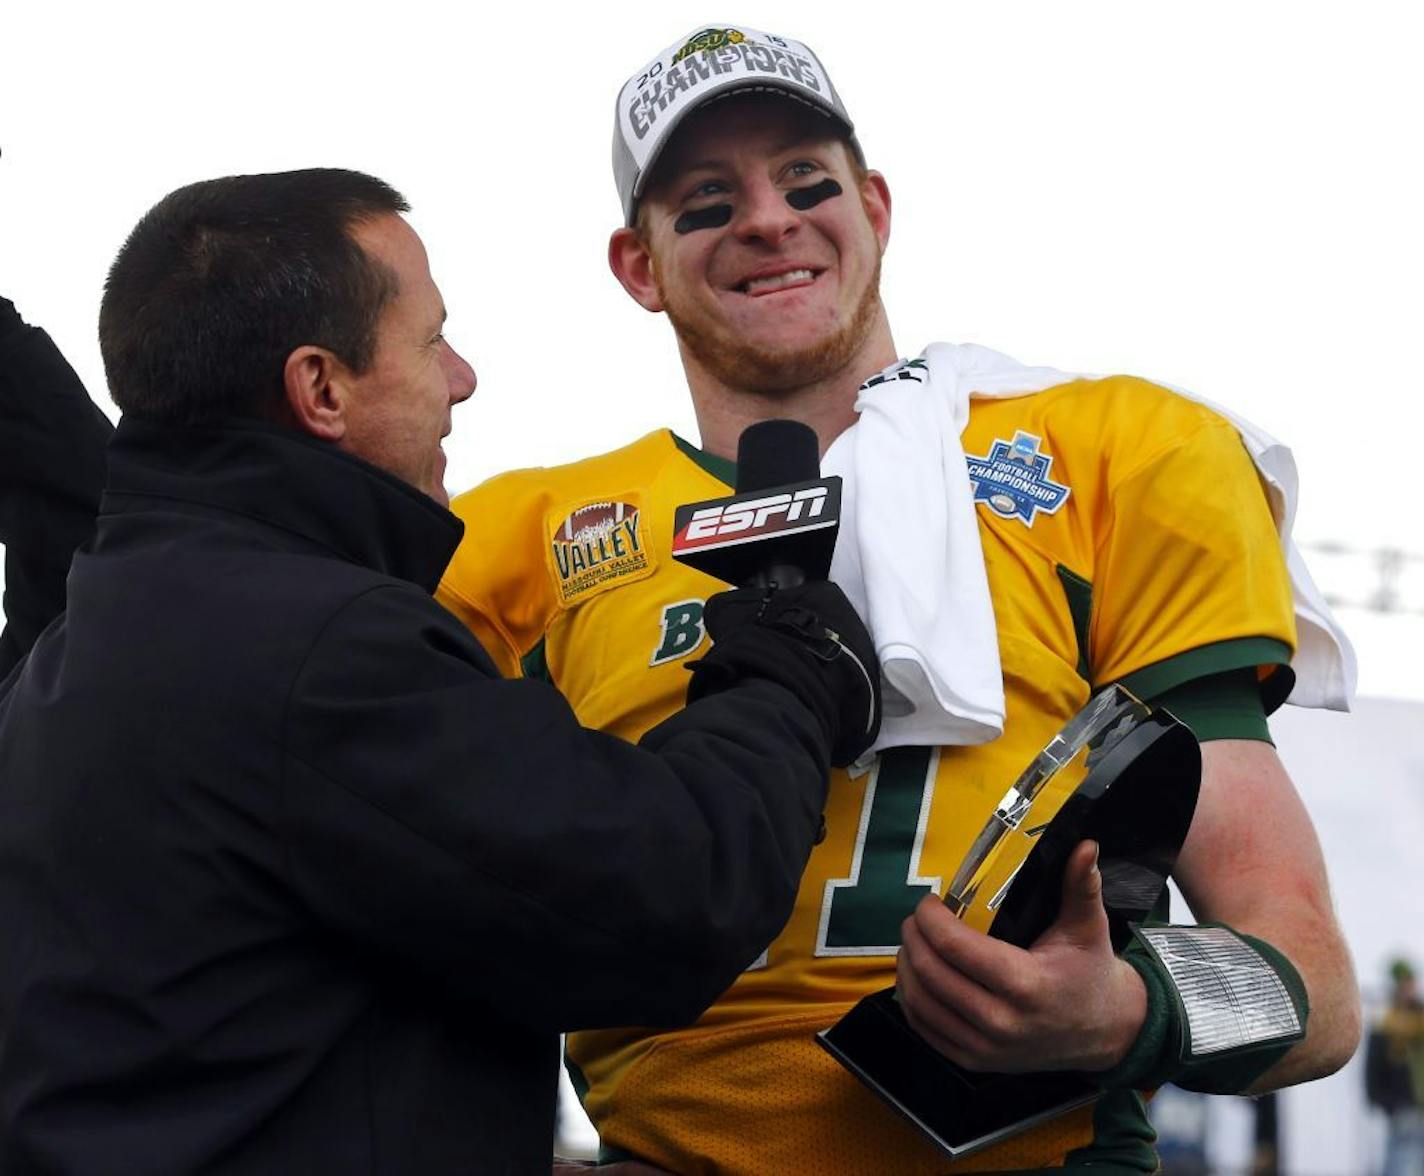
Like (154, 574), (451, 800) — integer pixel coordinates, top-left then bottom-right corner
(817, 686), (1201, 1159)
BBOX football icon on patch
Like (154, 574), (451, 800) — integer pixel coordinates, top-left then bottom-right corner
(548, 499), (652, 606)
(558, 501), (636, 543)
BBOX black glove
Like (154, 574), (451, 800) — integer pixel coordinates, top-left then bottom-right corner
(687, 581), (881, 767)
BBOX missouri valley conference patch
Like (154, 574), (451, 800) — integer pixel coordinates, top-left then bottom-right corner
(546, 498), (655, 607)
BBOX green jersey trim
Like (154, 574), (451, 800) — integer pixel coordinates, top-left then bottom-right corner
(1118, 637), (1294, 716)
(564, 1051), (591, 1104)
(1055, 898), (1173, 1170)
(1052, 1088), (1158, 1171)
(671, 431), (736, 487)
(1150, 667), (1273, 744)
(520, 636), (552, 684)
(1055, 563), (1094, 683)
(597, 1140), (642, 1164)
(563, 1052), (635, 1163)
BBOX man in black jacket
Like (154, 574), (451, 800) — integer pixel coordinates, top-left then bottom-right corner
(0, 170), (879, 1175)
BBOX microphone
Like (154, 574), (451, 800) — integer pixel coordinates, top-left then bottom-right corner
(671, 420), (842, 588)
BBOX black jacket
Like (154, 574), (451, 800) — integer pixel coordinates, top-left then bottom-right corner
(0, 307), (112, 679)
(0, 413), (831, 1174)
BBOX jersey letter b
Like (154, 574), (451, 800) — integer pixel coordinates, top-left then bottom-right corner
(651, 599), (707, 666)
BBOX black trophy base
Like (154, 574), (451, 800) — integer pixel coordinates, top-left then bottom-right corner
(818, 987), (1099, 1159)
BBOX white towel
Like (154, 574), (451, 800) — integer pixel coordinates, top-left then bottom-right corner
(822, 343), (1356, 758)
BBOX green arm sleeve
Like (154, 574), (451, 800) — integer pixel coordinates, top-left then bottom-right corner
(1143, 665), (1273, 744)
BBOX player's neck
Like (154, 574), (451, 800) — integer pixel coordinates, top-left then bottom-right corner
(685, 318), (899, 463)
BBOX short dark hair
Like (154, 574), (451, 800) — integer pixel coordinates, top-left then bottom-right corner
(99, 168), (410, 423)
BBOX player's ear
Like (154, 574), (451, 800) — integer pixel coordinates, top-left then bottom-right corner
(282, 345), (348, 442)
(609, 226), (665, 313)
(859, 170), (892, 255)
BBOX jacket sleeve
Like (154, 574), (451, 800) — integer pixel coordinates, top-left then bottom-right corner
(279, 583), (830, 1032)
(0, 308), (112, 677)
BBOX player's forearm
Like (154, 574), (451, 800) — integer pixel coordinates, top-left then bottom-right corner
(1230, 900), (1359, 1094)
(1185, 889), (1359, 1093)
(1174, 741), (1362, 1092)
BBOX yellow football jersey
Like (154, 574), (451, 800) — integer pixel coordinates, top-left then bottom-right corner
(439, 374), (1296, 1174)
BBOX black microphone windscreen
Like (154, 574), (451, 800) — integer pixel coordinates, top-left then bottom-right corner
(736, 420), (820, 493)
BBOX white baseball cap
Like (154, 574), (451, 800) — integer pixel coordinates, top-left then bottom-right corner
(612, 23), (862, 226)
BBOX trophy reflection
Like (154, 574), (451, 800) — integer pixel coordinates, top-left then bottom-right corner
(818, 686), (1200, 1159)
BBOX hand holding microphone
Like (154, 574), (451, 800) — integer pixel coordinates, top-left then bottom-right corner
(674, 421), (880, 767)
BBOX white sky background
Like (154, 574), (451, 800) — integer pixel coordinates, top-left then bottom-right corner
(3, 1), (1422, 693)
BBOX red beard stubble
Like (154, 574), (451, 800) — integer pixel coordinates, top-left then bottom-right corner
(656, 250), (885, 397)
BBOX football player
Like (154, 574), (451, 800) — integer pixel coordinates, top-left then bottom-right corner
(440, 23), (1362, 1174)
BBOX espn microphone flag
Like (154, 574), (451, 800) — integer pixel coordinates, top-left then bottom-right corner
(672, 420), (842, 587)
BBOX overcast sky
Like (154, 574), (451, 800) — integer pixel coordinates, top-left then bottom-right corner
(4, 1), (1420, 690)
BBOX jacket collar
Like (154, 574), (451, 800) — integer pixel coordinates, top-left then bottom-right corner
(103, 417), (464, 594)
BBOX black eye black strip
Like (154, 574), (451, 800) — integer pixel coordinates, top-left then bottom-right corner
(674, 204), (733, 234)
(786, 178), (842, 211)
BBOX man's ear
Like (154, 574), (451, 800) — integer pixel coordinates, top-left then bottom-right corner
(861, 170), (892, 254)
(282, 345), (348, 441)
(609, 227), (665, 313)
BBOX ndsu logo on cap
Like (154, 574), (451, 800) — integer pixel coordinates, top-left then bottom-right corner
(621, 27), (829, 144)
(546, 497), (655, 607)
(671, 27), (748, 64)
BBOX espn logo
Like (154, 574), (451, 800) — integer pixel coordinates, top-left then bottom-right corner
(684, 487), (829, 541)
(672, 477), (841, 561)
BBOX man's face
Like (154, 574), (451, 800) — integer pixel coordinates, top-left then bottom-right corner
(629, 96), (890, 393)
(339, 214), (476, 506)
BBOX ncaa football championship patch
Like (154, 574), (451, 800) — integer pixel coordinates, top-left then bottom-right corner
(965, 430), (1070, 526)
(546, 497), (655, 607)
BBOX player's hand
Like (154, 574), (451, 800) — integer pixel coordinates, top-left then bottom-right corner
(552, 1162), (674, 1174)
(895, 840), (1147, 1074)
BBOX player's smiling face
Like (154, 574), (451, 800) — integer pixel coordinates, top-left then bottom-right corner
(614, 94), (891, 394)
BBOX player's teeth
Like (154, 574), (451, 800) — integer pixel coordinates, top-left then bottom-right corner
(746, 269), (813, 293)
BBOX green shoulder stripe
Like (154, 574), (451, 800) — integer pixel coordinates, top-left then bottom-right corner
(1055, 564), (1093, 683)
(1118, 637), (1294, 715)
(671, 431), (736, 487)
